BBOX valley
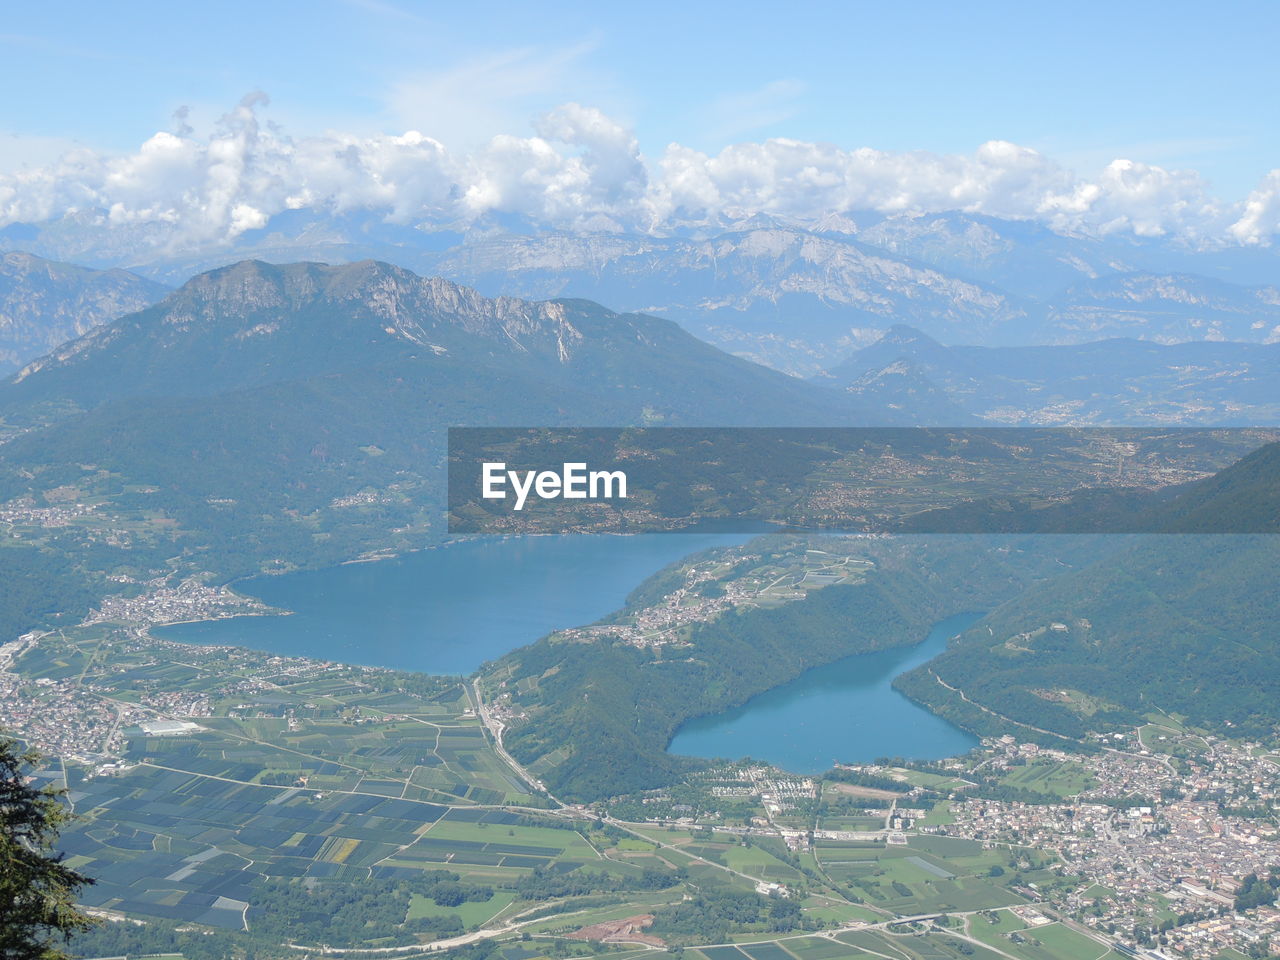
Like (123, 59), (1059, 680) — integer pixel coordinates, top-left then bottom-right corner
(4, 529), (1279, 960)
(6, 15), (1280, 960)
(0, 260), (1276, 960)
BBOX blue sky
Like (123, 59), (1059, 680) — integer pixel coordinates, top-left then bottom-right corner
(3, 0), (1278, 198)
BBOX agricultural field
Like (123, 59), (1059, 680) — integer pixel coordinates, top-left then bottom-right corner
(1002, 922), (1121, 960)
(918, 801), (955, 827)
(622, 825), (808, 883)
(821, 815), (889, 832)
(814, 835), (1032, 914)
(46, 750), (663, 941)
(13, 628), (609, 945)
(884, 767), (973, 791)
(966, 906), (1030, 950)
(56, 762), (449, 929)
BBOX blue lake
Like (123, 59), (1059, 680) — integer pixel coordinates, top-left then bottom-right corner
(667, 611), (982, 774)
(160, 535), (980, 771)
(155, 533), (747, 675)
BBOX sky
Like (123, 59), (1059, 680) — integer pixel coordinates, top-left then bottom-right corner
(3, 0), (1280, 248)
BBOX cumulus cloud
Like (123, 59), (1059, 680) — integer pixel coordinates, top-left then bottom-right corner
(1230, 170), (1280, 245)
(1036, 158), (1224, 240)
(0, 94), (1273, 254)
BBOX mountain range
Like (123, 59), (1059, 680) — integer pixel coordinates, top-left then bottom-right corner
(0, 259), (865, 580)
(429, 224), (1280, 372)
(6, 247), (1275, 432)
(5, 210), (1280, 375)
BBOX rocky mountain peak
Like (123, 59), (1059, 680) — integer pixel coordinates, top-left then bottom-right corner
(156, 259), (586, 357)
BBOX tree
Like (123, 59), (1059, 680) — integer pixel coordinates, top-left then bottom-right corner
(1, 738), (97, 960)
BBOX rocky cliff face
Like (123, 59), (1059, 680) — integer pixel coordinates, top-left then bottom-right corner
(1042, 272), (1280, 343)
(137, 259), (586, 360)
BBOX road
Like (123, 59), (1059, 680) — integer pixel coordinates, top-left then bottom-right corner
(468, 678), (548, 797)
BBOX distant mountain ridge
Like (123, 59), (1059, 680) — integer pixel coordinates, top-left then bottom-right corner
(428, 226), (1033, 372)
(0, 251), (167, 373)
(822, 324), (1280, 425)
(13, 260), (655, 398)
(6, 210), (1280, 374)
(8, 259), (868, 417)
(1043, 271), (1280, 344)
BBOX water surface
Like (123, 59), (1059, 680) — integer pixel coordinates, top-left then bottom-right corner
(667, 611), (982, 773)
(157, 533), (746, 674)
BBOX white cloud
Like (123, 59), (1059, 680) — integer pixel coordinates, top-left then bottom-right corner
(647, 137), (1230, 241)
(1230, 170), (1280, 245)
(0, 94), (1274, 254)
(1037, 158), (1223, 240)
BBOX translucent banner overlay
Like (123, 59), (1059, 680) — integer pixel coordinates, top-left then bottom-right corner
(448, 427), (1280, 534)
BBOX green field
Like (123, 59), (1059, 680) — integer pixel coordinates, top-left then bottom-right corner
(999, 759), (1095, 797)
(815, 837), (1027, 914)
(407, 890), (516, 926)
(1019, 923), (1115, 960)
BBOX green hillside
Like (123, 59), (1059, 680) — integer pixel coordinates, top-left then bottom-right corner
(897, 534), (1280, 738)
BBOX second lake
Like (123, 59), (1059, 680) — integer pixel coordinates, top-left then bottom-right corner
(667, 611), (982, 774)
